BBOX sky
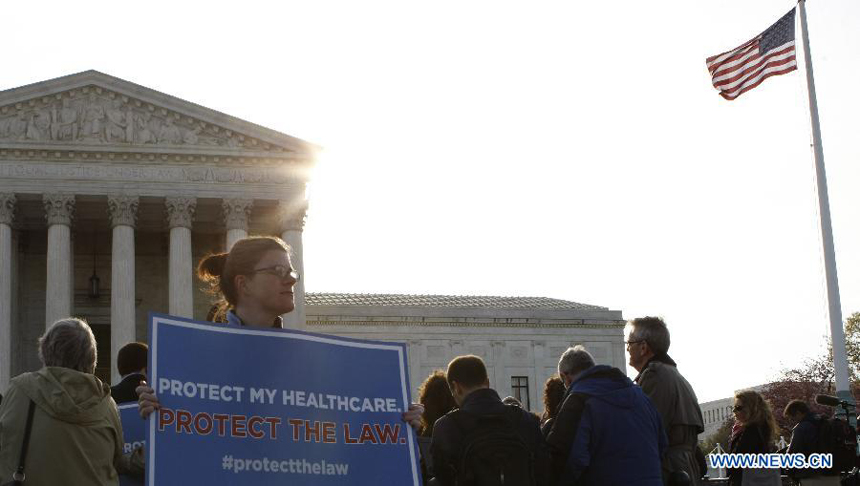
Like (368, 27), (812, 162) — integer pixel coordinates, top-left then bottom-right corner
(2, 0), (859, 402)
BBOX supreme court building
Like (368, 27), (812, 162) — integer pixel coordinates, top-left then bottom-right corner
(0, 72), (625, 409)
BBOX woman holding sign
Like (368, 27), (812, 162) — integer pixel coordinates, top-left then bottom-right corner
(136, 236), (424, 426)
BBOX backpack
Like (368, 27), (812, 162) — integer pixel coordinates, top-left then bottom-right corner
(450, 405), (536, 486)
(815, 415), (857, 475)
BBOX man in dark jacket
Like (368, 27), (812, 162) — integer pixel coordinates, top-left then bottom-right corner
(783, 400), (841, 486)
(110, 342), (148, 404)
(430, 354), (549, 486)
(546, 345), (666, 486)
(628, 317), (705, 485)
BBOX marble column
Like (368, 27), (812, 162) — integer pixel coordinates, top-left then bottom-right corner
(223, 199), (253, 251)
(166, 197), (196, 318)
(43, 194), (75, 329)
(533, 340), (546, 410)
(108, 195), (138, 385)
(492, 341), (507, 395)
(278, 200), (308, 330)
(407, 339), (423, 398)
(10, 230), (18, 381)
(0, 193), (16, 390)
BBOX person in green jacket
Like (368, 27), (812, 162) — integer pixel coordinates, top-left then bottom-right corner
(0, 317), (142, 485)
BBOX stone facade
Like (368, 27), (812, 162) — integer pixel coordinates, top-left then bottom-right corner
(0, 72), (626, 410)
(306, 294), (625, 411)
(0, 71), (314, 385)
(699, 397), (734, 441)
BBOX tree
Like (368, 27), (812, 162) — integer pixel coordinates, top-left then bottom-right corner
(761, 354), (837, 436)
(760, 312), (860, 436)
(843, 312), (860, 382)
(701, 418), (734, 454)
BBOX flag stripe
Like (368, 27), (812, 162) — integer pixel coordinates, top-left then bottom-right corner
(720, 61), (797, 100)
(713, 43), (795, 86)
(706, 36), (758, 66)
(718, 53), (797, 95)
(712, 41), (795, 80)
(708, 41), (760, 75)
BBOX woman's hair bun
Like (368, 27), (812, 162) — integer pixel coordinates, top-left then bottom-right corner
(197, 252), (229, 280)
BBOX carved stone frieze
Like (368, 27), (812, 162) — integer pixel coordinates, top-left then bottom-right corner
(108, 195), (139, 228)
(0, 162), (294, 185)
(0, 148), (304, 167)
(0, 193), (16, 225)
(43, 193), (75, 226)
(0, 86), (290, 153)
(222, 198), (253, 231)
(277, 199), (308, 232)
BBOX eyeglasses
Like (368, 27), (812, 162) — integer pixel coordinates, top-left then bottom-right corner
(625, 340), (644, 348)
(251, 265), (300, 282)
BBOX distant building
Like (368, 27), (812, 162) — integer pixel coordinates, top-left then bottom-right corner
(699, 397), (734, 440)
(306, 293), (625, 411)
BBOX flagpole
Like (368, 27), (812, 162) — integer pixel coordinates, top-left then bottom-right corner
(797, 0), (853, 412)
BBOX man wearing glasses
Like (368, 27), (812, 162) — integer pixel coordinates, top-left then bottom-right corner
(627, 316), (705, 486)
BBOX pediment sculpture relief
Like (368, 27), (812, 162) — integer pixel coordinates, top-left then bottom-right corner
(0, 88), (285, 151)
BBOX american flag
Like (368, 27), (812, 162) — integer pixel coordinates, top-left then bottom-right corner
(707, 8), (797, 100)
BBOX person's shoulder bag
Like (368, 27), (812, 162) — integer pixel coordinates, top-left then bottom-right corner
(2, 400), (36, 486)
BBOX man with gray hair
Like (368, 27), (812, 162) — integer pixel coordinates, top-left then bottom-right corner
(546, 345), (666, 485)
(627, 316), (705, 485)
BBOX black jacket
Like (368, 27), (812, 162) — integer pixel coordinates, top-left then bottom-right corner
(110, 373), (146, 404)
(786, 412), (826, 479)
(727, 421), (772, 485)
(429, 388), (550, 486)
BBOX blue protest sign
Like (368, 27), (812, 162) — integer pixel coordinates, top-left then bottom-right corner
(118, 403), (145, 486)
(146, 313), (421, 485)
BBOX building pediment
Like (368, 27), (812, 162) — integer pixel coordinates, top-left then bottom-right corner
(0, 71), (317, 158)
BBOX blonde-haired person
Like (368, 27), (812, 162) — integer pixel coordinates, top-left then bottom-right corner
(727, 390), (782, 486)
(0, 318), (142, 485)
(135, 236), (424, 425)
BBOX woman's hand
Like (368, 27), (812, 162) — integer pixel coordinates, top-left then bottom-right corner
(136, 380), (161, 419)
(402, 403), (424, 430)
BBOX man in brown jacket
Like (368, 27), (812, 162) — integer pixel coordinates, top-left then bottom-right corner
(627, 316), (705, 486)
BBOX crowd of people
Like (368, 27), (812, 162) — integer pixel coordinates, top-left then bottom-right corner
(0, 234), (855, 485)
(416, 317), (855, 486)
